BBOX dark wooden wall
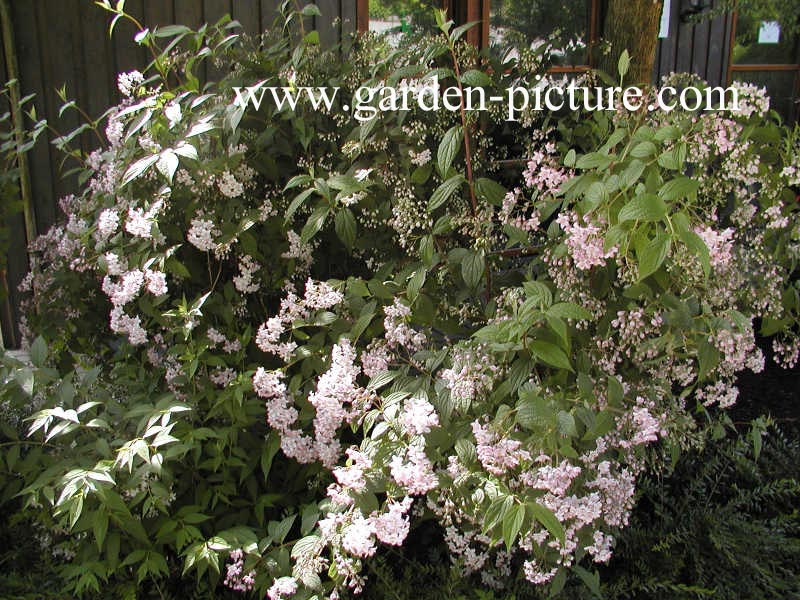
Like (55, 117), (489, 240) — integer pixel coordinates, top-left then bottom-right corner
(654, 0), (734, 87)
(0, 0), (356, 347)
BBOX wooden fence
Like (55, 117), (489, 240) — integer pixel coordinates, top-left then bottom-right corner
(0, 0), (734, 348)
(654, 0), (734, 87)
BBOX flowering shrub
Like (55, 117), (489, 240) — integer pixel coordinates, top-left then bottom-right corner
(3, 3), (800, 598)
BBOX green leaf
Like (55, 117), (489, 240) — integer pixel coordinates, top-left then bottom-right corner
(437, 125), (462, 177)
(516, 395), (552, 431)
(334, 209), (356, 250)
(284, 188), (315, 223)
(530, 340), (573, 372)
(411, 163), (433, 184)
(291, 535), (321, 560)
(460, 69), (492, 87)
(637, 233), (671, 280)
(573, 565), (602, 598)
(502, 504), (525, 550)
(300, 4), (322, 17)
(630, 141), (656, 158)
(658, 176), (699, 201)
(523, 281), (553, 309)
(461, 250), (485, 289)
(548, 302), (592, 321)
(419, 235), (435, 266)
(300, 206), (330, 243)
(584, 182), (608, 207)
(475, 178), (506, 206)
(93, 509), (109, 551)
(621, 159), (646, 188)
(676, 226), (711, 276)
(483, 495), (513, 535)
(617, 49), (630, 79)
(121, 155), (159, 186)
(618, 194), (667, 222)
(576, 152), (612, 170)
(697, 338), (720, 381)
(30, 336), (48, 367)
(557, 410), (578, 437)
(530, 502), (565, 543)
(428, 174), (465, 211)
(657, 149), (682, 170)
(367, 370), (397, 391)
(407, 268), (427, 301)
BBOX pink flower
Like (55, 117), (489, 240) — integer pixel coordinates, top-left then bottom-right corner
(187, 217), (217, 251)
(389, 445), (438, 495)
(267, 576), (298, 600)
(472, 421), (531, 475)
(400, 396), (439, 435)
(371, 497), (413, 546)
(341, 516), (376, 558)
(96, 209), (120, 239)
(695, 225), (734, 269)
(144, 269), (168, 296)
(556, 212), (617, 271)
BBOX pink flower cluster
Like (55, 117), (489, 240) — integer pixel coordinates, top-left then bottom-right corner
(556, 212), (618, 271)
(256, 280), (344, 361)
(267, 576), (298, 600)
(232, 255), (261, 294)
(322, 496), (415, 561)
(308, 339), (367, 467)
(521, 459), (581, 496)
(100, 267), (168, 345)
(223, 548), (256, 593)
(400, 396), (439, 435)
(522, 142), (571, 194)
(253, 368), (313, 462)
(384, 299), (426, 353)
(472, 421), (531, 476)
(498, 188), (540, 232)
(441, 347), (498, 404)
(615, 398), (666, 449)
(695, 225), (735, 269)
(389, 445), (438, 495)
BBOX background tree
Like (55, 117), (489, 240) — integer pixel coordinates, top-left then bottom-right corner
(598, 0), (665, 84)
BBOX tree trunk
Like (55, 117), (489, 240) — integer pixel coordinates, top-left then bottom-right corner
(598, 0), (664, 85)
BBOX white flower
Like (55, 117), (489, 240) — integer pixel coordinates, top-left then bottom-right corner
(164, 102), (182, 129)
(354, 168), (372, 182)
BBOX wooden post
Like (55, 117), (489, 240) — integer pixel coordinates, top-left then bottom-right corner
(0, 0), (37, 248)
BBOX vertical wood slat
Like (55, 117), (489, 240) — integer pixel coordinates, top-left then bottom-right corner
(79, 1), (115, 123)
(33, 0), (73, 230)
(204, 0), (233, 81)
(653, 0), (731, 87)
(174, 0), (204, 28)
(145, 1), (176, 29)
(341, 0), (357, 37)
(261, 0), (282, 32)
(315, 0), (339, 47)
(232, 0), (261, 38)
(655, 0), (681, 82)
(706, 4), (727, 85)
(691, 16), (711, 81)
